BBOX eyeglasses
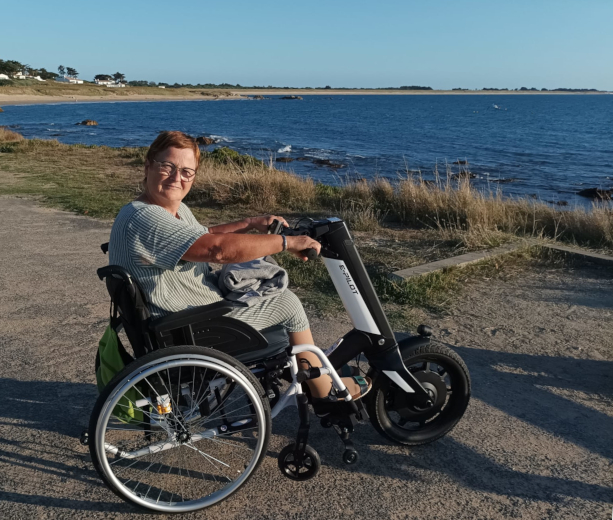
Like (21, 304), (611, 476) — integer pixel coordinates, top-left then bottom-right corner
(152, 159), (196, 182)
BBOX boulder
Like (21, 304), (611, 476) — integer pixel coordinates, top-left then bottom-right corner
(196, 136), (216, 146)
(313, 158), (345, 168)
(0, 108), (3, 113)
(276, 157), (294, 163)
(280, 95), (303, 100)
(76, 119), (98, 126)
(296, 157), (311, 161)
(577, 188), (613, 200)
(453, 159), (469, 165)
(251, 95), (266, 100)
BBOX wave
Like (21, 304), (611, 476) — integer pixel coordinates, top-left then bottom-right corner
(210, 134), (233, 143)
(277, 145), (291, 153)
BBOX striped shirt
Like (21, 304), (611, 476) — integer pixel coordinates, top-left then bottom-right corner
(109, 201), (223, 318)
(108, 200), (310, 333)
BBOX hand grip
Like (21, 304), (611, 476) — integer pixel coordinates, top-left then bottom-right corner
(267, 219), (284, 235)
(301, 248), (319, 261)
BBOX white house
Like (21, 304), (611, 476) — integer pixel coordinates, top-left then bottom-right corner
(12, 72), (27, 80)
(0, 73), (9, 80)
(95, 78), (115, 86)
(55, 75), (84, 84)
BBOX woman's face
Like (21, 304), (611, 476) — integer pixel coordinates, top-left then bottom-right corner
(143, 146), (197, 206)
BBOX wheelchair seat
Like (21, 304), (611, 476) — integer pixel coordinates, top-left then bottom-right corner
(97, 265), (290, 365)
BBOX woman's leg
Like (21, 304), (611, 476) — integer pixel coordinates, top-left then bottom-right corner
(229, 292), (365, 398)
(289, 329), (362, 399)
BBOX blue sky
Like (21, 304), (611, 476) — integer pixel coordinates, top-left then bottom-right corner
(2, 0), (611, 89)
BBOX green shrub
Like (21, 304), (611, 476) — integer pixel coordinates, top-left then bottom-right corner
(202, 147), (264, 167)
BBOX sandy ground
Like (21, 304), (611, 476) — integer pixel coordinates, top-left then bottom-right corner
(1, 90), (609, 106)
(0, 196), (611, 520)
(0, 94), (240, 106)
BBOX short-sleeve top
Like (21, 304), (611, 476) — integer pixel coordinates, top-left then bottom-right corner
(108, 200), (223, 318)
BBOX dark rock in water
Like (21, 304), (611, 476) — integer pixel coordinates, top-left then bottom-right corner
(453, 159), (468, 165)
(546, 200), (569, 206)
(280, 95), (303, 100)
(276, 157), (294, 163)
(313, 158), (345, 168)
(529, 194), (538, 199)
(577, 188), (613, 200)
(491, 178), (519, 184)
(296, 157), (311, 161)
(251, 95), (266, 100)
(0, 108), (3, 113)
(451, 171), (476, 179)
(76, 119), (98, 126)
(196, 136), (216, 146)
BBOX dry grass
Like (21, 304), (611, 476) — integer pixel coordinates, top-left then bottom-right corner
(0, 127), (25, 142)
(1, 132), (612, 251)
(186, 156), (613, 250)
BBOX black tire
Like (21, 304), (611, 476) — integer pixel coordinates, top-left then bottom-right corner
(366, 341), (470, 446)
(278, 444), (321, 481)
(88, 346), (271, 513)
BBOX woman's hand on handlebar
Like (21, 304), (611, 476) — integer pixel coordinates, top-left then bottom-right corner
(245, 215), (288, 234)
(286, 236), (321, 261)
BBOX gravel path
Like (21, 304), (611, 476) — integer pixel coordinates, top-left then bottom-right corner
(0, 197), (611, 520)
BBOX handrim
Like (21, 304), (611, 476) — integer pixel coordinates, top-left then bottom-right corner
(94, 353), (267, 513)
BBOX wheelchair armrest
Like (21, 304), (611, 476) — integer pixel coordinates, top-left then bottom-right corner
(97, 265), (133, 283)
(150, 301), (243, 333)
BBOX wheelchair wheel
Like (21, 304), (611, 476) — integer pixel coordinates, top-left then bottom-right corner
(88, 346), (271, 514)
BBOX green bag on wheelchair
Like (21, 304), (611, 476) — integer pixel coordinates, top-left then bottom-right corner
(96, 323), (144, 424)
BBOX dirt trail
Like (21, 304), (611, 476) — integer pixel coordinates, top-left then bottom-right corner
(0, 196), (611, 520)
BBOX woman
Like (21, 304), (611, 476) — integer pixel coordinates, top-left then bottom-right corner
(109, 131), (369, 401)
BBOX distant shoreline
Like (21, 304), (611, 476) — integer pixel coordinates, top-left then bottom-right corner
(236, 89), (611, 96)
(0, 89), (610, 107)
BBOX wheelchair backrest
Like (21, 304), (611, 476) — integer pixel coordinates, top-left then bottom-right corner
(97, 265), (153, 358)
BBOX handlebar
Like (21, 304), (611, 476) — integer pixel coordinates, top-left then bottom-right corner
(268, 219), (320, 260)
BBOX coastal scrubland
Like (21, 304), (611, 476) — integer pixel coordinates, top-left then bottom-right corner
(0, 80), (239, 103)
(0, 131), (609, 325)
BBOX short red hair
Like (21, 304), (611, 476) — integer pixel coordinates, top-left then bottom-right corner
(146, 131), (200, 166)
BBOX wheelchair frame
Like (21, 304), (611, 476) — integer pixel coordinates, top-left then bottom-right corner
(89, 216), (470, 512)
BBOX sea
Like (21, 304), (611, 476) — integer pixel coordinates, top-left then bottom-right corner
(2, 94), (612, 206)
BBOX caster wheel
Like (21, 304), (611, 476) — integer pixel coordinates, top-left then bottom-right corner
(80, 429), (89, 446)
(342, 449), (359, 465)
(278, 443), (321, 481)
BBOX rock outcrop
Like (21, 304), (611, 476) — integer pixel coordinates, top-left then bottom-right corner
(313, 158), (345, 168)
(276, 157), (294, 163)
(280, 95), (303, 100)
(577, 188), (613, 200)
(0, 108), (3, 113)
(196, 136), (216, 146)
(76, 120), (98, 126)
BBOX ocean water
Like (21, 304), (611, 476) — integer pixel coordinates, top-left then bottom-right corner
(2, 95), (612, 206)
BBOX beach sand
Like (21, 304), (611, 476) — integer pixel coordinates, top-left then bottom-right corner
(0, 89), (608, 106)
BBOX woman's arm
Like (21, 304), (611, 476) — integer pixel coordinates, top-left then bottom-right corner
(209, 215), (288, 234)
(182, 233), (320, 264)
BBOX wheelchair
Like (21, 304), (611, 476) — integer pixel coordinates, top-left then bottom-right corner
(87, 217), (471, 513)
